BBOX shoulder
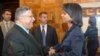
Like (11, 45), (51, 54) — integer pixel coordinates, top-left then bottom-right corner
(7, 26), (19, 35)
(48, 25), (56, 30)
(33, 25), (40, 31)
(70, 26), (84, 39)
(6, 28), (19, 41)
(31, 25), (40, 34)
(7, 25), (24, 36)
(0, 21), (3, 26)
(86, 26), (98, 34)
(72, 26), (83, 35)
(6, 26), (25, 41)
(10, 21), (14, 24)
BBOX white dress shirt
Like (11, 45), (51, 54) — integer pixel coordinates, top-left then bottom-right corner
(40, 24), (47, 35)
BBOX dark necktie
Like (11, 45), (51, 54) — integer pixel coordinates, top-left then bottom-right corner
(42, 26), (46, 46)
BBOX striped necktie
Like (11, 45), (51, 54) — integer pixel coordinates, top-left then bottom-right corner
(42, 26), (46, 46)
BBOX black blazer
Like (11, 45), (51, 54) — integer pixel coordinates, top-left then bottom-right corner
(31, 25), (58, 54)
(54, 25), (84, 56)
(2, 24), (44, 56)
(85, 26), (99, 48)
(0, 26), (3, 56)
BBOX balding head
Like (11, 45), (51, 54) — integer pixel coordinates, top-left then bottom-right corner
(15, 6), (31, 20)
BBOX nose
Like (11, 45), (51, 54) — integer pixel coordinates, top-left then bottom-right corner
(33, 17), (35, 21)
(31, 17), (35, 23)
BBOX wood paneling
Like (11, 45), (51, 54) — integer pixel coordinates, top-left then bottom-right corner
(63, 0), (98, 3)
(20, 0), (100, 55)
(20, 0), (100, 43)
(20, 0), (64, 42)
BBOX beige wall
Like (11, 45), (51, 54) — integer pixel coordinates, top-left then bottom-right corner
(80, 2), (100, 46)
(82, 17), (89, 33)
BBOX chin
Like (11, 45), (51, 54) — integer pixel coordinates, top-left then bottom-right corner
(29, 25), (33, 29)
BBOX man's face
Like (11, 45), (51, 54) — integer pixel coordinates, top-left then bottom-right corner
(39, 14), (47, 24)
(2, 11), (12, 21)
(20, 10), (35, 29)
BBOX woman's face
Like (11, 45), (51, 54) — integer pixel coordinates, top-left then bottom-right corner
(61, 11), (72, 23)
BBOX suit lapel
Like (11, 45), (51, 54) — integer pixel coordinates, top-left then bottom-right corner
(28, 33), (42, 49)
(61, 25), (76, 42)
(37, 26), (43, 45)
(30, 32), (44, 56)
(46, 25), (49, 42)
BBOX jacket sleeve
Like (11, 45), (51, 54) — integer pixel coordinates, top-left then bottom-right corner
(84, 27), (90, 37)
(53, 28), (58, 45)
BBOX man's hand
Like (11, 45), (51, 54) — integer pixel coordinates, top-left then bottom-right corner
(49, 47), (56, 56)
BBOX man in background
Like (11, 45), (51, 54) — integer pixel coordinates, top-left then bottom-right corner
(0, 9), (14, 38)
(31, 12), (58, 56)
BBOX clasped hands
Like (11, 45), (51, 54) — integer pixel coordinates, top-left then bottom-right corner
(48, 47), (56, 56)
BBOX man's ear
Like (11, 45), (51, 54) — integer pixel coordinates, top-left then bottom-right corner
(18, 16), (23, 21)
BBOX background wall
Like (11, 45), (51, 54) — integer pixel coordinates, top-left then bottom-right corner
(20, 0), (100, 43)
(1, 0), (19, 21)
(20, 0), (64, 42)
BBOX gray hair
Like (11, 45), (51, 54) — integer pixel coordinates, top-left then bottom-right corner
(15, 6), (31, 20)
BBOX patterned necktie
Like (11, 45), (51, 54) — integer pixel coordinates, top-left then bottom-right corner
(42, 25), (46, 46)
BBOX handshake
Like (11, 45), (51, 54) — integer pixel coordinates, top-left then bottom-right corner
(48, 47), (56, 56)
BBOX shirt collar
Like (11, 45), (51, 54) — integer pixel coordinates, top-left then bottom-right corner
(15, 22), (29, 34)
(40, 24), (47, 29)
(3, 20), (10, 23)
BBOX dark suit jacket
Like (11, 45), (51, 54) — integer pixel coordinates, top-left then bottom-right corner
(2, 24), (44, 56)
(0, 26), (4, 56)
(84, 26), (99, 56)
(85, 26), (99, 48)
(31, 25), (58, 55)
(54, 25), (84, 56)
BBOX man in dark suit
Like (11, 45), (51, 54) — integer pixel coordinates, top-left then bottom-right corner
(2, 6), (44, 56)
(31, 12), (58, 56)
